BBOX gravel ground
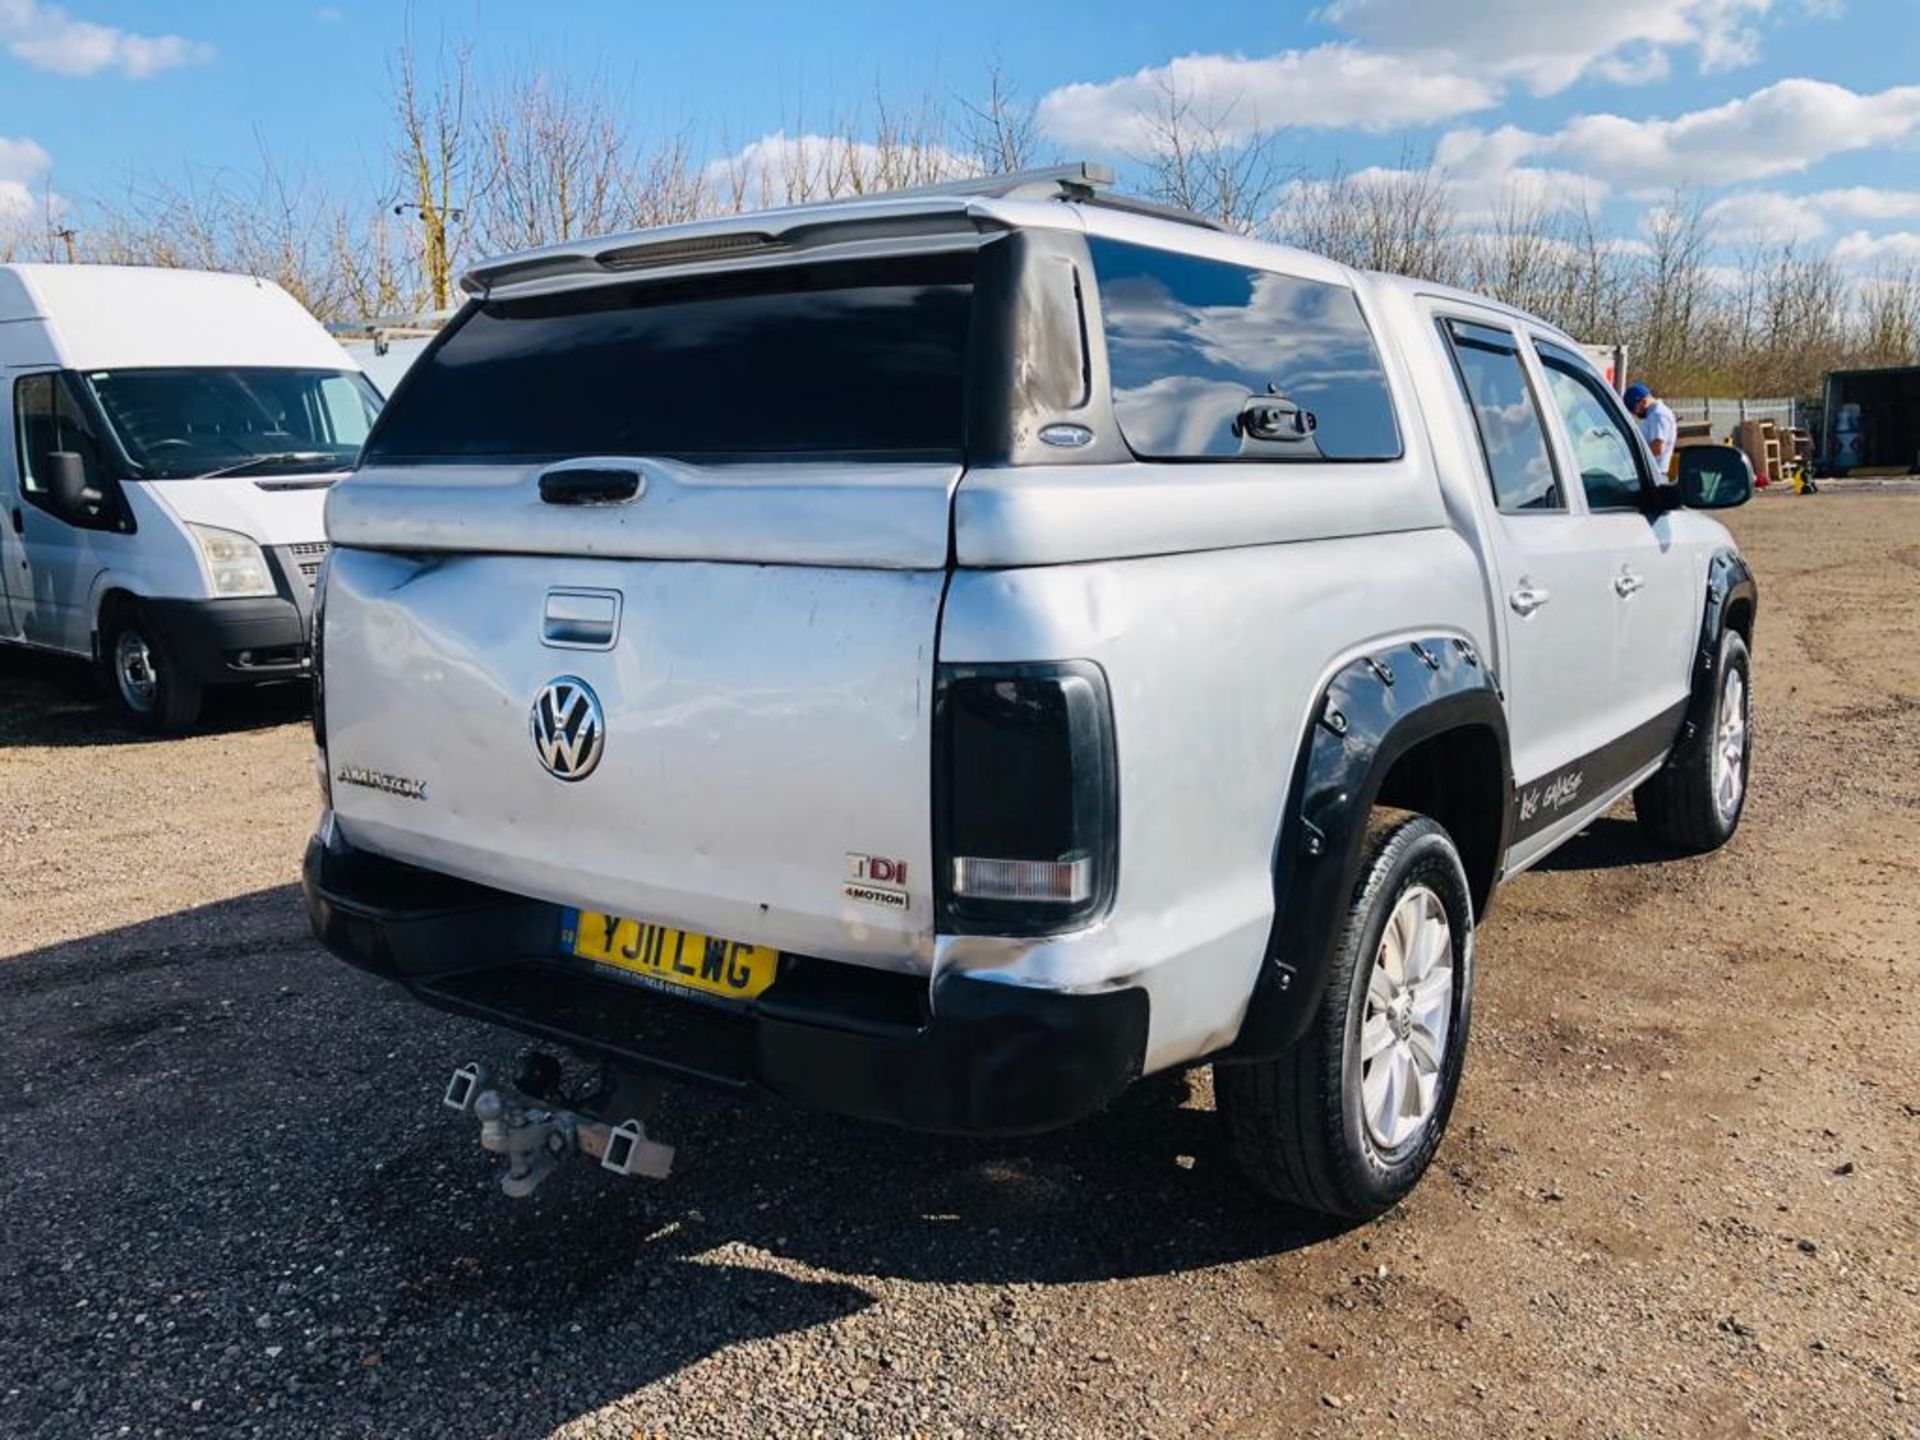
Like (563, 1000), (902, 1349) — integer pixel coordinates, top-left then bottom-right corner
(1, 489), (1916, 1439)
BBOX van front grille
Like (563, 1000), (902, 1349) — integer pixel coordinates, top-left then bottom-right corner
(288, 541), (329, 589)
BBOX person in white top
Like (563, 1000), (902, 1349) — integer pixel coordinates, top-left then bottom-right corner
(1623, 382), (1677, 478)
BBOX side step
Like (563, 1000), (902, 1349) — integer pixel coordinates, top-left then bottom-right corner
(443, 1059), (675, 1198)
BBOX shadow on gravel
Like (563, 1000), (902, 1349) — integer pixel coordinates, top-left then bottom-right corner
(2, 886), (1340, 1435)
(1532, 813), (1681, 872)
(0, 644), (309, 749)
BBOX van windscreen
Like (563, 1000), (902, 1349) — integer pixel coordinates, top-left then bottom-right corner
(364, 252), (977, 463)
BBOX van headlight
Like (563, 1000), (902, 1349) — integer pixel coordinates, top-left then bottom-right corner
(188, 524), (276, 598)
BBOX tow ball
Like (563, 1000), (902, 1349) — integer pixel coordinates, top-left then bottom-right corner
(442, 1057), (675, 1198)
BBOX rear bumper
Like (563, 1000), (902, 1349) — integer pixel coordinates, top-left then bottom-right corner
(144, 596), (309, 684)
(302, 827), (1148, 1137)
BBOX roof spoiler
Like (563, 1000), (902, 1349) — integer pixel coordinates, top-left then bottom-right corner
(460, 161), (1227, 296)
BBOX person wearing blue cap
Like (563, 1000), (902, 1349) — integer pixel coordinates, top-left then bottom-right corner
(1623, 382), (1677, 478)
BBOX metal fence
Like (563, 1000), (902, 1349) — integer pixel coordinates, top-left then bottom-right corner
(1669, 397), (1800, 434)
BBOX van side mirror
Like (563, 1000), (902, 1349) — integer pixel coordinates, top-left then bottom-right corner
(45, 450), (105, 518)
(1676, 444), (1753, 510)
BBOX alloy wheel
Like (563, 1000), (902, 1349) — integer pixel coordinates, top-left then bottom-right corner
(1359, 883), (1455, 1151)
(1713, 668), (1748, 823)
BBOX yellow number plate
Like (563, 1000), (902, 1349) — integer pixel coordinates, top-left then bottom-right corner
(562, 908), (779, 1003)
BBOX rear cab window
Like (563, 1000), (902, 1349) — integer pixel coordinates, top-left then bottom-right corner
(363, 251), (977, 464)
(1084, 237), (1402, 463)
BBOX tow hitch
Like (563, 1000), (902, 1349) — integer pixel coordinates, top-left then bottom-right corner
(442, 1055), (675, 1198)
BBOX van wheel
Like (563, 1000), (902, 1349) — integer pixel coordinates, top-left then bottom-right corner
(1634, 630), (1750, 853)
(105, 612), (202, 732)
(1216, 812), (1475, 1220)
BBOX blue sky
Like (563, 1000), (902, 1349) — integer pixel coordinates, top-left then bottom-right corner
(3, 0), (1919, 264)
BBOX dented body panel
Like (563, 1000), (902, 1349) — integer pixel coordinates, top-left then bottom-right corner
(322, 547), (944, 967)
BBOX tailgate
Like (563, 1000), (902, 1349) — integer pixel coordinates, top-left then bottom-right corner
(322, 546), (943, 969)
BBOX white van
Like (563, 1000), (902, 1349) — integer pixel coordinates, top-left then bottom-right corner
(0, 264), (380, 729)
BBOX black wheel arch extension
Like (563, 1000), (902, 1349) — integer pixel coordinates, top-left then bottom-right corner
(1225, 634), (1511, 1060)
(1703, 548), (1757, 659)
(1673, 548), (1758, 756)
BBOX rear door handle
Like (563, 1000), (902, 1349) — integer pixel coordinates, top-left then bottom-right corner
(543, 587), (621, 649)
(1508, 581), (1551, 616)
(1613, 569), (1645, 597)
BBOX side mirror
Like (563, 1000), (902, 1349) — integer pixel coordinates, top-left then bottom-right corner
(1675, 444), (1753, 510)
(45, 450), (105, 518)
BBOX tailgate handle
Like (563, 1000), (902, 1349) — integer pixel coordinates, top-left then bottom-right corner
(543, 588), (622, 649)
(538, 467), (643, 506)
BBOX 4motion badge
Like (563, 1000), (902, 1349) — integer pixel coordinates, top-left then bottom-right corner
(531, 676), (606, 781)
(843, 852), (910, 911)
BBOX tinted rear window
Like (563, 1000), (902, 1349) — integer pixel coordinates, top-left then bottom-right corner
(1087, 237), (1401, 462)
(364, 252), (975, 462)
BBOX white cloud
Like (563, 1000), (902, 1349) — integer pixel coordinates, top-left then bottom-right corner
(0, 134), (53, 250)
(1696, 187), (1920, 244)
(1318, 0), (1772, 95)
(1701, 189), (1829, 242)
(1429, 126), (1610, 219)
(1550, 79), (1920, 187)
(0, 0), (212, 78)
(1284, 159), (1608, 233)
(704, 132), (977, 210)
(1831, 230), (1920, 268)
(1035, 45), (1497, 153)
(0, 134), (51, 183)
(1426, 80), (1920, 198)
(1806, 187), (1920, 222)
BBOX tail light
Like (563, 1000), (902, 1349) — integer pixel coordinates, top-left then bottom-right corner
(934, 661), (1117, 935)
(310, 556), (331, 809)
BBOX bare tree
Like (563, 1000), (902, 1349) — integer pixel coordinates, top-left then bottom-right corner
(1557, 195), (1633, 346)
(66, 147), (355, 319)
(390, 36), (474, 311)
(1855, 260), (1920, 368)
(476, 64), (640, 254)
(1630, 189), (1715, 391)
(1463, 195), (1583, 319)
(330, 207), (419, 323)
(713, 89), (973, 212)
(1125, 73), (1291, 234)
(960, 62), (1042, 176)
(1276, 154), (1455, 280)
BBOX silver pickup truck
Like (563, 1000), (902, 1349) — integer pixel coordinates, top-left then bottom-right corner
(304, 164), (1757, 1217)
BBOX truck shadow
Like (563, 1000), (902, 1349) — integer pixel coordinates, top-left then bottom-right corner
(1530, 813), (1682, 872)
(0, 644), (308, 747)
(2, 886), (1342, 1434)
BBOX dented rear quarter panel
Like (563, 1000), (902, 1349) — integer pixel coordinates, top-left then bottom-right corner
(935, 527), (1490, 1072)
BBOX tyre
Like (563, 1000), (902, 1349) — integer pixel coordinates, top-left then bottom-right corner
(1217, 812), (1475, 1219)
(104, 609), (203, 732)
(1634, 630), (1750, 853)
